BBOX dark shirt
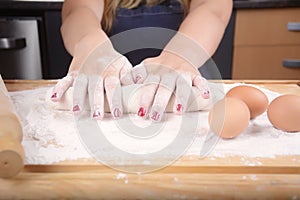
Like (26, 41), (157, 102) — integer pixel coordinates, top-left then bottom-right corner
(107, 0), (185, 65)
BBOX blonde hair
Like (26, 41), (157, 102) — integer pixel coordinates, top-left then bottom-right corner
(102, 0), (191, 33)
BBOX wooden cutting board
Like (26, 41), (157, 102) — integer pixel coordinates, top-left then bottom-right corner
(1, 79), (299, 199)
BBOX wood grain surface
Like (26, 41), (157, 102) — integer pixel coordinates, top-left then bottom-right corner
(0, 80), (299, 199)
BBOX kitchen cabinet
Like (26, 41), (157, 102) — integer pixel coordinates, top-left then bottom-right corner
(232, 8), (300, 79)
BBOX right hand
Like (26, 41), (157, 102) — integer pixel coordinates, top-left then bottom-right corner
(50, 30), (134, 120)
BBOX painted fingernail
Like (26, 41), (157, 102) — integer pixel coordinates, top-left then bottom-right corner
(150, 111), (161, 122)
(202, 89), (210, 99)
(176, 104), (183, 113)
(135, 74), (142, 83)
(137, 107), (146, 117)
(51, 92), (58, 99)
(93, 109), (102, 120)
(73, 105), (80, 112)
(113, 108), (122, 119)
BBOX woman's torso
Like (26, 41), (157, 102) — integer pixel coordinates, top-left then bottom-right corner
(107, 0), (185, 65)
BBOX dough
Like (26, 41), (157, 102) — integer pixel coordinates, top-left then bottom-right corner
(46, 84), (212, 113)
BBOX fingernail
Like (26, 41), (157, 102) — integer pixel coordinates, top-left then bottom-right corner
(150, 111), (161, 122)
(202, 89), (210, 99)
(135, 74), (142, 83)
(51, 93), (58, 99)
(113, 108), (122, 119)
(137, 107), (146, 117)
(121, 74), (133, 85)
(176, 104), (183, 113)
(73, 105), (80, 112)
(93, 109), (102, 120)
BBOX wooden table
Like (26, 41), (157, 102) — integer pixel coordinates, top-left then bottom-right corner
(1, 80), (300, 199)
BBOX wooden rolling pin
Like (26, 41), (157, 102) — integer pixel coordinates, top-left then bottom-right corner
(0, 75), (24, 178)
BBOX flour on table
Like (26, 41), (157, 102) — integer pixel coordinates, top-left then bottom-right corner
(9, 83), (300, 165)
(10, 88), (90, 164)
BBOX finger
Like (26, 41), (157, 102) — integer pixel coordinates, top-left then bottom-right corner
(137, 75), (160, 118)
(51, 72), (76, 102)
(119, 57), (134, 85)
(174, 73), (192, 114)
(72, 73), (88, 113)
(131, 62), (148, 84)
(149, 73), (176, 122)
(88, 75), (104, 120)
(105, 76), (123, 119)
(193, 76), (210, 99)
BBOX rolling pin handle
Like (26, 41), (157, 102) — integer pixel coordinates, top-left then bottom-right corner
(0, 136), (25, 179)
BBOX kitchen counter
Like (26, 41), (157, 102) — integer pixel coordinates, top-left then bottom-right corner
(0, 0), (62, 11)
(0, 79), (300, 199)
(0, 0), (300, 11)
(234, 0), (300, 9)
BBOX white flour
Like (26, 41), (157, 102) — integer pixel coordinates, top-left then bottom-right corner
(9, 83), (300, 165)
(10, 88), (90, 164)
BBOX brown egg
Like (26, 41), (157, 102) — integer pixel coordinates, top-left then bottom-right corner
(267, 94), (300, 132)
(208, 97), (250, 139)
(226, 85), (269, 119)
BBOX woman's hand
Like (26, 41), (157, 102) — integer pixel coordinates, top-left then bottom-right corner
(130, 0), (232, 122)
(133, 51), (210, 122)
(50, 31), (134, 120)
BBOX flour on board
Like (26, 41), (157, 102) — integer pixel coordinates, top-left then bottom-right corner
(9, 83), (300, 165)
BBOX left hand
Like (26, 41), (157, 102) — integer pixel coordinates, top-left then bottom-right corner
(132, 51), (211, 122)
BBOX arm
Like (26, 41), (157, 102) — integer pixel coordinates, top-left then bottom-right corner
(179, 0), (233, 56)
(54, 0), (134, 120)
(138, 0), (232, 121)
(161, 0), (233, 68)
(61, 0), (108, 70)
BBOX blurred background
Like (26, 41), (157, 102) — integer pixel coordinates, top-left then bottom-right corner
(0, 0), (299, 80)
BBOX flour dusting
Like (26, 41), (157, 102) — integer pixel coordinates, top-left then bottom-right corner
(9, 83), (300, 165)
(10, 87), (90, 164)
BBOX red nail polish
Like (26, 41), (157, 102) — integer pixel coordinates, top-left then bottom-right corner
(113, 108), (122, 118)
(51, 93), (58, 99)
(93, 110), (102, 120)
(176, 104), (183, 113)
(202, 89), (210, 99)
(73, 105), (80, 112)
(151, 111), (160, 121)
(135, 74), (142, 83)
(137, 107), (146, 117)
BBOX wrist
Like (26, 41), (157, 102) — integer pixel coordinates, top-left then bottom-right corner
(74, 28), (110, 57)
(164, 33), (210, 68)
(158, 51), (187, 70)
(70, 29), (118, 72)
(144, 51), (200, 75)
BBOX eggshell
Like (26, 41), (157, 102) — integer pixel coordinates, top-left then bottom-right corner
(226, 85), (268, 119)
(267, 94), (300, 132)
(208, 97), (250, 139)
